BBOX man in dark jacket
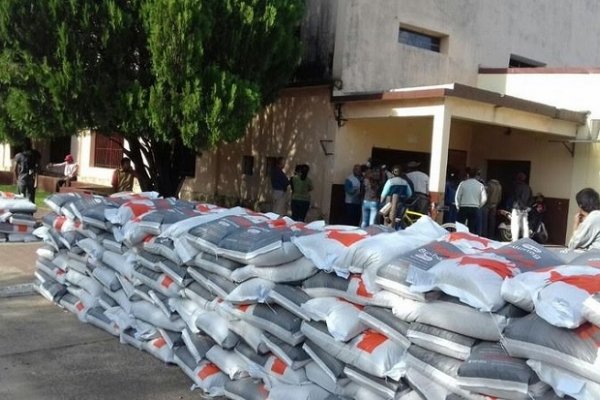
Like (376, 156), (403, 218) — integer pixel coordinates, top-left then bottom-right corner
(270, 157), (290, 216)
(13, 138), (41, 203)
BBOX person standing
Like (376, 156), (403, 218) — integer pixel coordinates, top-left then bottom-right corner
(568, 188), (600, 250)
(290, 164), (312, 222)
(13, 138), (41, 203)
(379, 165), (413, 226)
(511, 172), (532, 241)
(443, 169), (459, 224)
(455, 168), (487, 233)
(111, 157), (136, 193)
(406, 161), (429, 214)
(361, 169), (381, 228)
(484, 178), (502, 238)
(270, 157), (289, 216)
(48, 154), (79, 192)
(344, 164), (363, 226)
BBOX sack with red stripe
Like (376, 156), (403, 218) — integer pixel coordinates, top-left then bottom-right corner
(392, 293), (527, 341)
(235, 342), (308, 385)
(187, 214), (306, 266)
(440, 231), (504, 252)
(376, 241), (464, 302)
(173, 347), (228, 396)
(142, 334), (175, 363)
(333, 216), (446, 278)
(301, 297), (367, 342)
(291, 225), (387, 274)
(302, 271), (404, 308)
(301, 321), (406, 379)
(408, 238), (564, 312)
(502, 264), (600, 328)
(0, 221), (34, 234)
(503, 314), (600, 384)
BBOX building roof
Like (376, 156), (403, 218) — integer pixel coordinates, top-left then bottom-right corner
(331, 82), (588, 125)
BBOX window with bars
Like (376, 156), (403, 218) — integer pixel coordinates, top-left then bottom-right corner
(94, 133), (123, 168)
(399, 27), (442, 53)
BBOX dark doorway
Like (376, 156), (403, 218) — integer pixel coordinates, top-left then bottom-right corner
(447, 149), (467, 178)
(486, 160), (531, 209)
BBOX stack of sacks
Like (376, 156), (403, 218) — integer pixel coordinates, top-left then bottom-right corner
(501, 250), (600, 400)
(36, 193), (582, 400)
(360, 234), (569, 400)
(0, 191), (38, 242)
(290, 218), (453, 399)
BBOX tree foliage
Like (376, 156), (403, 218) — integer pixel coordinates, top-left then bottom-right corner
(0, 0), (304, 195)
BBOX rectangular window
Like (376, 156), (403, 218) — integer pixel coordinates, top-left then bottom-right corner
(399, 27), (441, 52)
(94, 133), (123, 168)
(242, 155), (254, 176)
(265, 156), (278, 177)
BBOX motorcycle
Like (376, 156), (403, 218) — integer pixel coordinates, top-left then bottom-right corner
(497, 204), (548, 243)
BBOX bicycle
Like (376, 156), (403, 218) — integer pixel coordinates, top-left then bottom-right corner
(380, 193), (455, 231)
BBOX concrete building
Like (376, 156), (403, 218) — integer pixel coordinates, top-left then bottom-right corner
(3, 1), (600, 244)
(180, 0), (600, 244)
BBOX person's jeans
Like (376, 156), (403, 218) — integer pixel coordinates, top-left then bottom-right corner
(457, 207), (479, 233)
(291, 200), (310, 222)
(486, 206), (497, 239)
(271, 189), (287, 216)
(17, 180), (35, 204)
(361, 200), (379, 228)
(511, 208), (529, 241)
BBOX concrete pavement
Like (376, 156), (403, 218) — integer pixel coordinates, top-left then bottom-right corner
(0, 242), (207, 400)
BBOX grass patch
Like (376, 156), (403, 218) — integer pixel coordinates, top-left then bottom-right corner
(0, 184), (51, 209)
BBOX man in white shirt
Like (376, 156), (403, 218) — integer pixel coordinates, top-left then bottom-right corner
(568, 188), (600, 250)
(48, 154), (78, 192)
(455, 168), (487, 233)
(406, 161), (429, 214)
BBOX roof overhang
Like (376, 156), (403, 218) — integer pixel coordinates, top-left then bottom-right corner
(331, 82), (588, 126)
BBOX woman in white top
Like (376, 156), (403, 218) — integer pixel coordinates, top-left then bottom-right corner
(48, 154), (78, 192)
(568, 188), (600, 250)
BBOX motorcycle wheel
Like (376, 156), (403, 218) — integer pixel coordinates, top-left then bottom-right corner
(499, 228), (512, 242)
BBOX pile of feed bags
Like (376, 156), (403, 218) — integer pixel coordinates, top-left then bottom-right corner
(0, 191), (38, 242)
(34, 192), (598, 400)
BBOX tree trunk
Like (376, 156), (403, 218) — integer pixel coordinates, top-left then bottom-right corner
(124, 136), (186, 197)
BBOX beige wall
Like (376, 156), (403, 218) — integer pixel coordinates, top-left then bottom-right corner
(469, 126), (574, 199)
(478, 72), (600, 234)
(0, 143), (11, 172)
(181, 86), (336, 218)
(332, 116), (474, 183)
(333, 0), (600, 94)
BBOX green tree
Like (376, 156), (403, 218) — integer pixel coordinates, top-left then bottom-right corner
(0, 0), (304, 195)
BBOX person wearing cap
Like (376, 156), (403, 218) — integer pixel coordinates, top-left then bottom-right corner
(48, 154), (78, 192)
(406, 161), (429, 214)
(511, 172), (532, 241)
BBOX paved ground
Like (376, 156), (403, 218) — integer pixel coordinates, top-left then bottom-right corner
(0, 242), (206, 400)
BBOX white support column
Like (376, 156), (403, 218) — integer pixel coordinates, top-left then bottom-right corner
(429, 105), (452, 212)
